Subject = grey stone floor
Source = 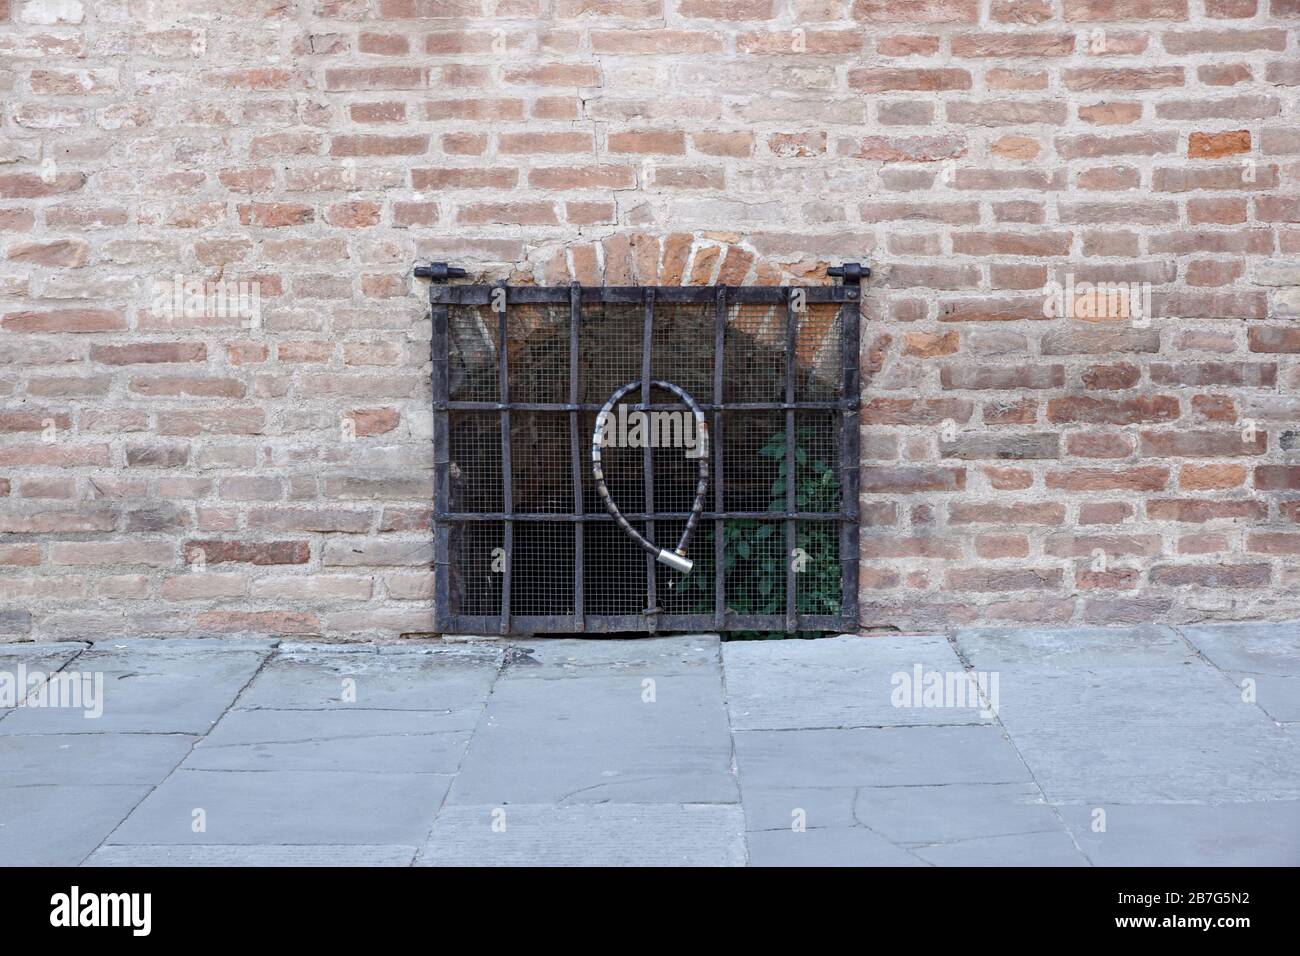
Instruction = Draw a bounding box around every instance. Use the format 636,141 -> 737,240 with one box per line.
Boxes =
1,623 -> 1297,867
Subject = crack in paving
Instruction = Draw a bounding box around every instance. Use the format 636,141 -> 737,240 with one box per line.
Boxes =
79,641 -> 281,865
943,629 -> 1096,866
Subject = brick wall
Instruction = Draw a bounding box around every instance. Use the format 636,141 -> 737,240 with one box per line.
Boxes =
1,0 -> 1297,641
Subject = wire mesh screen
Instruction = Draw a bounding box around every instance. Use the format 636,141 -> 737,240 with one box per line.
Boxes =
431,281 -> 860,636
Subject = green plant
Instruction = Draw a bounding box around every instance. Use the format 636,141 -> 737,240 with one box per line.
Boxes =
681,426 -> 840,639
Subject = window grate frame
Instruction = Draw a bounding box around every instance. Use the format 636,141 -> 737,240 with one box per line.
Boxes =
426,269 -> 863,636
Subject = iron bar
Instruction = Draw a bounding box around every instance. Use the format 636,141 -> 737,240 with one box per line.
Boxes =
433,510 -> 850,522
784,289 -> 798,633
568,282 -> 584,629
441,286 -> 853,306
713,285 -> 726,631
839,272 -> 863,628
496,280 -> 512,636
436,400 -> 853,412
430,282 -> 452,631
641,288 -> 656,625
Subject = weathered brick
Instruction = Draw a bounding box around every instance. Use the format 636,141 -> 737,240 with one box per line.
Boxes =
1047,396 -> 1180,425
1255,466 -> 1300,490
1045,466 -> 1170,491
946,567 -> 1063,591
1139,430 -> 1266,457
183,540 -> 310,566
1149,564 -> 1270,587
1146,498 -> 1266,522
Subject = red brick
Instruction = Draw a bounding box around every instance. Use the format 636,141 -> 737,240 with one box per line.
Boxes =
1080,501 -> 1133,524
1163,29 -> 1286,54
1066,432 -> 1134,458
949,501 -> 1065,525
1047,395 -> 1180,425
1064,0 -> 1188,20
412,168 -> 518,189
1045,466 -> 1170,491
975,534 -> 1030,558
1146,498 -> 1266,522
497,131 -> 592,154
196,611 -> 320,635
947,567 -> 1063,591
852,0 -> 976,20
1180,463 -> 1247,490
1081,362 -> 1140,390
1149,564 -> 1270,587
330,134 -> 427,157
983,466 -> 1034,490
1255,466 -> 1300,490
1140,430 -> 1265,457
1247,533 -> 1300,555
184,540 -> 310,566
847,69 -> 972,93
1188,130 -> 1250,159
2,309 -> 126,333
942,365 -> 1064,389
1077,569 -> 1140,590
1248,327 -> 1300,353
860,467 -> 966,493
238,203 -> 314,227
861,398 -> 974,425
92,343 -> 200,366
607,130 -> 686,155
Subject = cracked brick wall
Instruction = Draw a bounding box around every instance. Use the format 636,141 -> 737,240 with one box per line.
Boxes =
1,0 -> 1298,641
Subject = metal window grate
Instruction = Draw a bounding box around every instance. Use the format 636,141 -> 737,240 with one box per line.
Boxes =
421,264 -> 864,636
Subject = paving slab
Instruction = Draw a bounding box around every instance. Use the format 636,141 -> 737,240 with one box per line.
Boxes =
448,670 -> 737,805
747,826 -> 926,866
0,639 -> 271,736
0,785 -> 150,866
955,624 -> 1189,670
909,830 -> 1090,867
733,725 -> 1032,790
741,786 -> 859,832
0,642 -> 89,675
234,645 -> 499,727
417,804 -> 745,866
1178,622 -> 1300,676
503,635 -> 720,677
85,844 -> 416,867
853,783 -> 1063,845
1179,622 -> 1300,723
723,634 -> 989,731
106,769 -> 452,846
0,733 -> 196,786
0,642 -> 90,722
1058,801 -> 1300,867
185,709 -> 469,774
953,626 -> 1300,803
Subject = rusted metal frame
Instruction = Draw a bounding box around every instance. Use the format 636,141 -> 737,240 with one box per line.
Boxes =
420,264 -> 868,636
441,286 -> 853,306
713,285 -> 727,631
784,289 -> 798,633
641,288 -> 657,626
568,283 -> 584,629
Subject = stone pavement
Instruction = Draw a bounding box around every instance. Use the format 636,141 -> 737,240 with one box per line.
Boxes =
1,624 -> 1297,867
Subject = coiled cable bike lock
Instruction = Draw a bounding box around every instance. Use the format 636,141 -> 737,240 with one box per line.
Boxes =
591,380 -> 709,574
